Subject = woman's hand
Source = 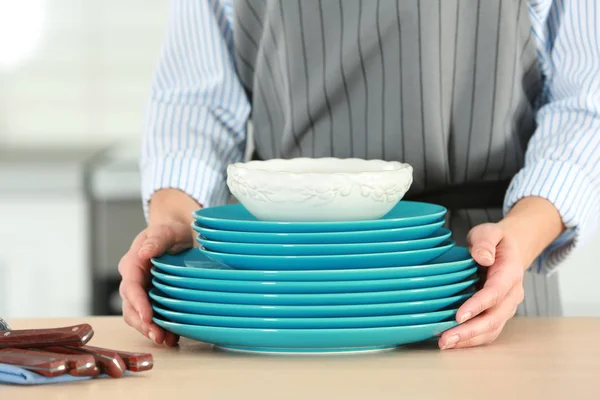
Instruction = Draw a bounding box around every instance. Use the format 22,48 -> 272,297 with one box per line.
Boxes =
118,189 -> 200,346
437,222 -> 525,349
438,196 -> 565,350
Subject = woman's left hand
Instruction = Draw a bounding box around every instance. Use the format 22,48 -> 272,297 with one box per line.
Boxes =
437,222 -> 526,350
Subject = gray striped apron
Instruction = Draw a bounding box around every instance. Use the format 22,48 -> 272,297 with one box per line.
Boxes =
232,0 -> 561,316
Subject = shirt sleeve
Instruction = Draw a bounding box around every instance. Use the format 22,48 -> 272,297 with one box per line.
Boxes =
140,0 -> 249,218
503,0 -> 600,274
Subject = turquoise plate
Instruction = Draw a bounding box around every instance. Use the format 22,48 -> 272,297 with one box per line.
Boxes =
151,277 -> 478,305
149,288 -> 474,317
193,201 -> 447,233
192,220 -> 446,244
151,246 -> 476,281
152,304 -> 458,329
153,317 -> 458,354
150,266 -> 478,294
199,240 -> 454,270
195,228 -> 451,256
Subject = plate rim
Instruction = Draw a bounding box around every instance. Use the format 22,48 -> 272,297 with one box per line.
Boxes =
195,228 -> 452,250
193,201 -> 447,229
199,239 -> 455,261
153,315 -> 458,333
150,276 -> 479,302
149,265 -> 479,286
150,246 -> 476,280
152,303 -> 459,323
148,287 -> 476,313
191,219 -> 447,237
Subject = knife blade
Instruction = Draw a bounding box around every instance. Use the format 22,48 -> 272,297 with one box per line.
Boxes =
49,345 -> 127,378
0,348 -> 69,377
0,324 -> 94,349
38,347 -> 100,377
82,345 -> 154,372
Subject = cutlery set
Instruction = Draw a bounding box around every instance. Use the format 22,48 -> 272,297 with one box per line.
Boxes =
0,321 -> 153,378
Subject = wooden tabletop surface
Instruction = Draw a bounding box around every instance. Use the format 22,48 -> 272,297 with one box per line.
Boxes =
1,317 -> 599,399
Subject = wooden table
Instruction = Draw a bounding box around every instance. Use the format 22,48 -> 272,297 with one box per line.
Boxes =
1,317 -> 599,399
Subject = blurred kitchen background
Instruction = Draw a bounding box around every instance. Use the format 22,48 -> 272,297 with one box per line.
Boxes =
0,0 -> 598,320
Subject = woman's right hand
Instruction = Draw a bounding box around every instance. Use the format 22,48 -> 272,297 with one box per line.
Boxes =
118,189 -> 200,346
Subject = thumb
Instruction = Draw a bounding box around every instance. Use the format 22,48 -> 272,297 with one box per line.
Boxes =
467,223 -> 504,266
138,224 -> 190,259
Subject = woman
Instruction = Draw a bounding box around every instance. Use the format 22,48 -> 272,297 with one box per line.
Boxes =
118,0 -> 600,350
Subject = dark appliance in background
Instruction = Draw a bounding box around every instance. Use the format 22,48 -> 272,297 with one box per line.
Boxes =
88,150 -> 146,315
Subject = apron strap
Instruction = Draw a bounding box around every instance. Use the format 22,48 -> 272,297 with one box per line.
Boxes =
404,180 -> 510,210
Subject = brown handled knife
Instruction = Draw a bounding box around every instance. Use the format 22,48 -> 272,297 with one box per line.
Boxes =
39,347 -> 100,377
0,348 -> 69,377
0,324 -> 94,349
50,345 -> 127,378
82,345 -> 154,372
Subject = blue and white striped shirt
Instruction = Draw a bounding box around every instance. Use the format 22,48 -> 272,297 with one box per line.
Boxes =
140,0 -> 600,274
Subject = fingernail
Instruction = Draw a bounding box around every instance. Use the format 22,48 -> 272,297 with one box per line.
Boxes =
476,249 -> 494,264
442,335 -> 459,350
148,331 -> 157,343
459,312 -> 473,323
139,312 -> 145,324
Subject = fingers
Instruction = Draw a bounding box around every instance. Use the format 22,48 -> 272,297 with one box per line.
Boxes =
118,223 -> 192,344
440,312 -> 507,350
456,256 -> 522,323
122,299 -> 146,335
119,279 -> 154,326
118,235 -> 154,324
123,298 -> 180,346
138,224 -> 192,259
439,285 -> 522,350
467,223 -> 504,266
119,224 -> 193,321
451,330 -> 503,349
441,222 -> 525,350
122,299 -> 162,343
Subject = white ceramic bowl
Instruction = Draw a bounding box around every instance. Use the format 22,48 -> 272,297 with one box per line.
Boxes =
226,158 -> 413,222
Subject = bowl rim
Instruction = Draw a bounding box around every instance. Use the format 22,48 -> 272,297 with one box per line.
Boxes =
227,157 -> 413,176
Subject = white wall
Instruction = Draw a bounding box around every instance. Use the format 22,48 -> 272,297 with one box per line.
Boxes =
0,0 -> 169,147
559,230 -> 600,316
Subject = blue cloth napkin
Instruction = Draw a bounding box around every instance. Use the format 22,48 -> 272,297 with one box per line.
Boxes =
0,363 -> 118,385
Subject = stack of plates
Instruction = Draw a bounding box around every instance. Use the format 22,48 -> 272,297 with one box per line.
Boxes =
150,201 -> 478,355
